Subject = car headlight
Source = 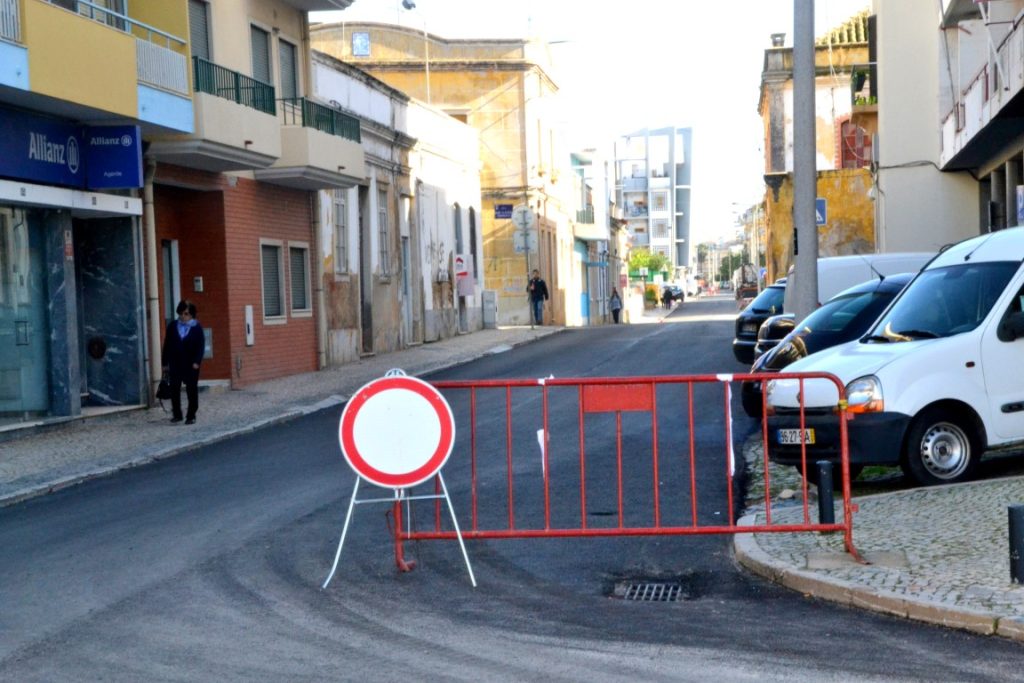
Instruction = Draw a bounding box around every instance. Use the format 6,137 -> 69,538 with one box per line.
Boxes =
845,375 -> 883,414
764,379 -> 778,415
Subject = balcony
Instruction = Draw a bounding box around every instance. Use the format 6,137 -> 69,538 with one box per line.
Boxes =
148,58 -> 281,172
1,0 -> 20,42
940,13 -> 1024,170
20,0 -> 192,132
253,98 -> 365,190
573,207 -> 606,241
850,63 -> 878,114
621,177 -> 648,192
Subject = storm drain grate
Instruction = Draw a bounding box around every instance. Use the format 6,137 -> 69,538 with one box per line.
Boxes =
614,581 -> 687,602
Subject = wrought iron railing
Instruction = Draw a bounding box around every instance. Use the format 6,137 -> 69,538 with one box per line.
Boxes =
278,97 -> 361,143
0,0 -> 20,43
193,57 -> 276,115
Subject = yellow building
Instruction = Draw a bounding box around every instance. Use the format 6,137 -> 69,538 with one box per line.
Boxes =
758,11 -> 876,282
310,21 -> 578,325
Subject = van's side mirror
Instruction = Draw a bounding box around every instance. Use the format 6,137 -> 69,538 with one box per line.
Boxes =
998,312 -> 1024,342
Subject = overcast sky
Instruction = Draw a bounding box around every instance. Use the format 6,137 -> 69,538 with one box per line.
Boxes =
312,0 -> 872,246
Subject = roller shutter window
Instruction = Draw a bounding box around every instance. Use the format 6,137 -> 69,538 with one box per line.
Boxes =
261,244 -> 283,318
290,246 -> 310,312
280,39 -> 298,100
189,0 -> 210,61
251,25 -> 271,84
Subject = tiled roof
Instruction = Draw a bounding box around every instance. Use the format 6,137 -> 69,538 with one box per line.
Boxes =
816,8 -> 870,46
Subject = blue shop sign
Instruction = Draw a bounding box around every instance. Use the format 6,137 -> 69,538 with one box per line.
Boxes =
86,126 -> 143,189
0,109 -> 142,190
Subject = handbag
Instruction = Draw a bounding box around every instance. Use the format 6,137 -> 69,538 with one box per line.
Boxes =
156,377 -> 174,401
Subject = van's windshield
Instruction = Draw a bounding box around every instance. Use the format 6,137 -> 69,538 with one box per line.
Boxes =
864,261 -> 1019,343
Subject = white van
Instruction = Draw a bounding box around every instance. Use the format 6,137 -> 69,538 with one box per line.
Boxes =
766,228 -> 1024,486
783,252 -> 935,311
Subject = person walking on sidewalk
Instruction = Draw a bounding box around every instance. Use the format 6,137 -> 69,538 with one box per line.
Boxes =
609,288 -> 622,323
527,269 -> 549,325
162,299 -> 205,425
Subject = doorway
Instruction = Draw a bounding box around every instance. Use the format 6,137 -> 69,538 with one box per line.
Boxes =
359,186 -> 373,354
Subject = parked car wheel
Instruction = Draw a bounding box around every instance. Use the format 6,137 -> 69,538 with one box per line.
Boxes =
900,408 -> 981,486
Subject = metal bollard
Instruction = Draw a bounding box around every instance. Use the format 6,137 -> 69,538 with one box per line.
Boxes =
1010,505 -> 1024,584
816,460 -> 835,526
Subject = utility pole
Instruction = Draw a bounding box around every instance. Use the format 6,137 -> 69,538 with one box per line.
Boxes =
792,0 -> 819,321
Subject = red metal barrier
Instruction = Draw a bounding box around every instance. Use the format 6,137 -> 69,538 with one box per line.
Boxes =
389,372 -> 860,568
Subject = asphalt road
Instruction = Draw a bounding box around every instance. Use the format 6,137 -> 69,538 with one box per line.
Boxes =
1,296 -> 1022,681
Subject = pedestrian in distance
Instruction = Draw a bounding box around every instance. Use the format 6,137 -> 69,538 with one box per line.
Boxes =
162,299 -> 205,425
662,285 -> 673,309
527,269 -> 549,325
609,288 -> 622,324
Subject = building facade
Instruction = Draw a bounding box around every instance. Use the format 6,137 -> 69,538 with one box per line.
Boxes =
0,0 -> 193,427
147,0 -> 363,389
310,21 -> 579,326
613,127 -> 693,279
758,13 -> 876,283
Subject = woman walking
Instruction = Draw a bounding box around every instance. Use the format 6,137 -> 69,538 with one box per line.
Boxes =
162,300 -> 205,425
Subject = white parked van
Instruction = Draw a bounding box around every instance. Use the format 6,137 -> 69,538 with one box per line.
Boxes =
766,228 -> 1024,486
783,252 -> 935,311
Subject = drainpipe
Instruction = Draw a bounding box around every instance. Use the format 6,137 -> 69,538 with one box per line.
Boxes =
313,191 -> 328,370
143,157 -> 162,402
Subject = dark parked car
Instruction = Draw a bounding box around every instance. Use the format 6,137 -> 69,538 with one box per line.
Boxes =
732,284 -> 785,364
740,272 -> 915,418
753,313 -> 796,358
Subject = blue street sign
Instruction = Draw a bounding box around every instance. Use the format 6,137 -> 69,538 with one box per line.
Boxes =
495,204 -> 513,219
816,197 -> 827,225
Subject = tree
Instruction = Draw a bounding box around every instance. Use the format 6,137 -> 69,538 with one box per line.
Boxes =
628,248 -> 669,274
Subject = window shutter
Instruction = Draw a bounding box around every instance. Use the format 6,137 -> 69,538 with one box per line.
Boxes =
189,0 -> 209,61
279,40 -> 297,100
261,245 -> 281,316
251,26 -> 271,84
290,248 -> 308,310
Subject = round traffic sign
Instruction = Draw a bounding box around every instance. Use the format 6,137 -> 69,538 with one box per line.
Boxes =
511,204 -> 535,230
338,375 -> 455,489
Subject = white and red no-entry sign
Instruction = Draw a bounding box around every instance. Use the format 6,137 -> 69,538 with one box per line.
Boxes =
338,374 -> 455,489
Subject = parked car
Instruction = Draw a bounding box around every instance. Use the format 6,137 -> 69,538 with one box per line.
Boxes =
753,313 -> 796,358
732,284 -> 786,364
662,284 -> 684,307
765,228 -> 1024,486
741,272 -> 915,418
782,252 -> 933,311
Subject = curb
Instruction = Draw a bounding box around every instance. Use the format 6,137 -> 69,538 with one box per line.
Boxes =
733,514 -> 1023,641
0,329 -> 563,509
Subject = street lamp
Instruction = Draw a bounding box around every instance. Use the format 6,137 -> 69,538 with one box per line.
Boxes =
401,0 -> 430,104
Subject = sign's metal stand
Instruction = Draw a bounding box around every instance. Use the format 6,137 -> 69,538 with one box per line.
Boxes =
322,473 -> 476,589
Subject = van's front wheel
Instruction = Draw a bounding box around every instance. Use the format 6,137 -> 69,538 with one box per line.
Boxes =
901,408 -> 980,486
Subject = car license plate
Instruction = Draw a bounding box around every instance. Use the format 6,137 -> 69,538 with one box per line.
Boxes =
778,428 -> 815,445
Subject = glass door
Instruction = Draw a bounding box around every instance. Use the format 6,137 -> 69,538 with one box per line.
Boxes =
0,208 -> 50,418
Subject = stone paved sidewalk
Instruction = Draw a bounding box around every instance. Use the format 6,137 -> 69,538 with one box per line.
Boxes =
735,434 -> 1024,641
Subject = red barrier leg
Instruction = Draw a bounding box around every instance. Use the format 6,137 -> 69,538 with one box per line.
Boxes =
392,498 -> 417,572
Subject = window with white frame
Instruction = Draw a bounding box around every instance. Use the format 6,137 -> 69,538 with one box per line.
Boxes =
378,188 -> 391,277
260,240 -> 285,320
333,190 -> 347,274
289,244 -> 311,314
654,245 -> 670,259
652,191 -> 669,213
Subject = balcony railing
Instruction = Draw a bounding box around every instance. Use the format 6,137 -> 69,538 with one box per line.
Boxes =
851,63 -> 877,106
278,98 -> 361,143
576,207 -> 594,224
47,1 -> 189,95
1,0 -> 20,43
193,57 -> 276,115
